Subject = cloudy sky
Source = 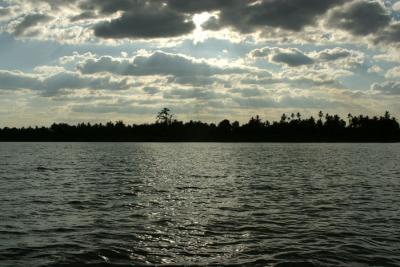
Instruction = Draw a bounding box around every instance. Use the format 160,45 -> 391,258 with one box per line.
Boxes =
1,0 -> 400,126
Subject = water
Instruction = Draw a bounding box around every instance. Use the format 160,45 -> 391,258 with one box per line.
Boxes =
0,143 -> 399,267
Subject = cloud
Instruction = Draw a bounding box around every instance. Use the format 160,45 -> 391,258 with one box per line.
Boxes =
78,0 -> 140,15
250,46 -> 364,71
385,66 -> 400,79
203,0 -> 345,32
0,7 -> 12,18
316,48 -> 353,61
78,51 -> 244,82
163,88 -> 225,100
39,71 -> 131,96
71,102 -> 158,115
0,69 -> 132,96
368,65 -> 384,73
93,4 -> 195,39
326,0 -> 391,36
143,86 -> 160,95
168,76 -> 222,86
231,88 -> 263,97
393,1 -> 400,12
0,70 -> 38,90
372,81 -> 400,94
374,22 -> 400,44
166,0 -> 245,13
13,13 -> 53,36
1,0 -> 399,46
314,48 -> 365,68
233,95 -> 348,109
251,47 -> 314,66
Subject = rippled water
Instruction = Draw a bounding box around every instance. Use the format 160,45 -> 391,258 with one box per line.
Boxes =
0,143 -> 400,267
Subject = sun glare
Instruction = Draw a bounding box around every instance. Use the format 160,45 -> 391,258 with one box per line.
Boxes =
193,12 -> 212,43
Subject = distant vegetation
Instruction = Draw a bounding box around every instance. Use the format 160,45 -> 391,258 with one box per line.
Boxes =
0,109 -> 399,142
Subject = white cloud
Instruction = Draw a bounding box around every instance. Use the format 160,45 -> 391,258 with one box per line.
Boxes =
385,66 -> 400,79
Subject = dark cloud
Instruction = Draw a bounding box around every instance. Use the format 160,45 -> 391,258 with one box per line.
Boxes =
80,0 -> 247,15
13,13 -> 52,36
272,52 -> 314,67
326,0 -> 391,36
39,72 -> 130,96
70,11 -> 97,22
0,7 -> 11,17
93,3 -> 195,39
81,0 -> 347,39
0,70 -> 131,96
205,0 -> 345,32
166,0 -> 247,13
251,47 -> 314,67
79,0 -> 141,14
317,48 -> 352,61
372,81 -> 400,95
143,86 -> 160,95
32,0 -> 79,10
0,70 -> 37,90
315,48 -> 364,68
374,22 -> 400,43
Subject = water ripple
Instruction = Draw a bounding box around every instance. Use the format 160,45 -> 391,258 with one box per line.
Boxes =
0,143 -> 399,266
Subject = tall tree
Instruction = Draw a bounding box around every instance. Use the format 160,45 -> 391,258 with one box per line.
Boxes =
156,108 -> 174,125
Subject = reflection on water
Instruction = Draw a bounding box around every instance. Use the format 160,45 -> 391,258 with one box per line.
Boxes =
0,143 -> 399,266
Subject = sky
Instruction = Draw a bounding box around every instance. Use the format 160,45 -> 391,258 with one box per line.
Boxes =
0,0 -> 400,127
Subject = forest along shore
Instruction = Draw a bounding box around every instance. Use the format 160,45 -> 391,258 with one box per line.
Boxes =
0,110 -> 399,142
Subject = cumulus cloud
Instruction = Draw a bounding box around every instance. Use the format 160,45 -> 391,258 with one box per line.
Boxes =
0,0 -> 399,123
250,46 -> 364,70
78,51 -> 244,83
142,86 -> 160,95
0,7 -> 13,19
204,0 -> 345,32
0,70 -> 38,90
372,81 -> 400,94
1,0 -> 399,45
251,47 -> 314,67
13,13 -> 53,36
166,0 -> 245,13
385,66 -> 400,79
163,88 -> 225,100
314,48 -> 365,68
326,0 -> 391,36
374,22 -> 400,44
0,69 -> 132,96
393,1 -> 400,12
316,48 -> 353,61
93,3 -> 195,39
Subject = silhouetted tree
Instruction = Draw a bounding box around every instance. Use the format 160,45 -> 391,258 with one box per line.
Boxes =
280,113 -> 288,123
0,110 -> 398,142
156,108 -> 174,125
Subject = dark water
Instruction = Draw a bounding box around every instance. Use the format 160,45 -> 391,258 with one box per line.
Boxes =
0,143 -> 400,267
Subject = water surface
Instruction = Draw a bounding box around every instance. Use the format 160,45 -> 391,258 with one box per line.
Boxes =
0,143 -> 399,266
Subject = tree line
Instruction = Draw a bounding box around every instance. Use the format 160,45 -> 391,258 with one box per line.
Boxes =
0,108 -> 399,142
